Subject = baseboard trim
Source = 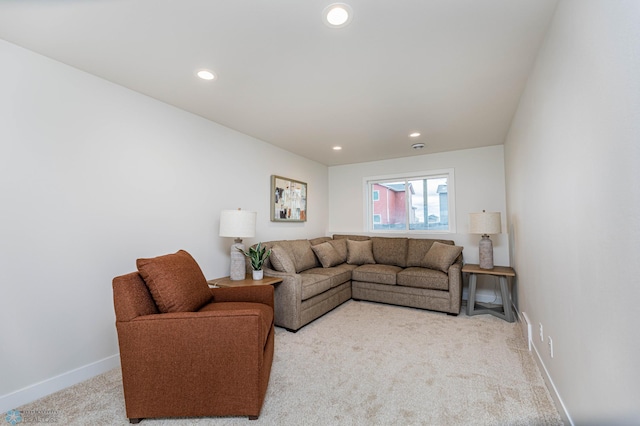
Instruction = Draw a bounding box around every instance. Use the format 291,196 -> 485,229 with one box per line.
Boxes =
530,336 -> 573,425
520,311 -> 532,351
0,354 -> 120,414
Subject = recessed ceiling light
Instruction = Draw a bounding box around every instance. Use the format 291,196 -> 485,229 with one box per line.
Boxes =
333,146 -> 342,151
196,69 -> 216,81
323,3 -> 353,28
409,132 -> 421,138
412,143 -> 425,150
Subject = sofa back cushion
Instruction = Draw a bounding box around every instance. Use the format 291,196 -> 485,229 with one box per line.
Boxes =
371,237 -> 407,267
136,250 -> 212,313
333,234 -> 371,241
310,236 -> 332,246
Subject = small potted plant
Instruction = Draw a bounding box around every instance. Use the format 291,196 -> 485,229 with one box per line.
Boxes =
237,242 -> 272,280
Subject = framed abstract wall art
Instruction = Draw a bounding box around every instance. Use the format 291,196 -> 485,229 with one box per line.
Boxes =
271,175 -> 307,222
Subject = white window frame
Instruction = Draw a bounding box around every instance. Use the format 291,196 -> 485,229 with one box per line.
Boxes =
363,169 -> 456,234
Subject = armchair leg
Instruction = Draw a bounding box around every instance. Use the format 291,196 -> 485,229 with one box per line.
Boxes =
249,415 -> 259,420
129,418 -> 142,424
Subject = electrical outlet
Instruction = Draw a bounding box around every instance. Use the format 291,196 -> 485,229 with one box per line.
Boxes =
539,323 -> 544,342
548,336 -> 554,358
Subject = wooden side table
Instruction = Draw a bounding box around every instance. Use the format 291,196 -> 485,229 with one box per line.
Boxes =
207,275 -> 283,288
463,263 -> 516,322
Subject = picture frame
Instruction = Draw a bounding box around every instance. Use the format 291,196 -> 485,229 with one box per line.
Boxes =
271,175 -> 307,222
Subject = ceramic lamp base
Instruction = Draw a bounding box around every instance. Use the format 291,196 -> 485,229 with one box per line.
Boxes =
229,240 -> 246,280
478,234 -> 494,269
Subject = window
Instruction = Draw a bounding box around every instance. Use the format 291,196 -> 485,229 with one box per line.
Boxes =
365,169 -> 455,233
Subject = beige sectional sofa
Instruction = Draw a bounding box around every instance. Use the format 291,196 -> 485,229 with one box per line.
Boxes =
252,235 -> 463,332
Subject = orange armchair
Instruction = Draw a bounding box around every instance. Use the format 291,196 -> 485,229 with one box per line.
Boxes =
112,250 -> 274,423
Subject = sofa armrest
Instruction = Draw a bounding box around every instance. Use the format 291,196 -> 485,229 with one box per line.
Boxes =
263,268 -> 302,330
210,285 -> 274,308
263,267 -> 296,279
447,261 -> 463,313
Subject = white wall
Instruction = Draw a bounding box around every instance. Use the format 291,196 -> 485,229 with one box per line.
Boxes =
328,145 -> 509,300
0,39 -> 329,411
504,0 -> 640,423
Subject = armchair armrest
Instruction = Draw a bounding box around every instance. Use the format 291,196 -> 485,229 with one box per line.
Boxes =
209,284 -> 274,308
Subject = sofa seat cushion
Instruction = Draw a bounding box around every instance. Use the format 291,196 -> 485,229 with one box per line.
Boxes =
302,263 -> 354,288
397,267 -> 449,291
298,273 -> 333,301
198,301 -> 273,347
352,264 -> 402,285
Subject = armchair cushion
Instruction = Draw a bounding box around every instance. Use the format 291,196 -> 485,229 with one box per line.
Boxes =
136,250 -> 211,313
423,242 -> 464,273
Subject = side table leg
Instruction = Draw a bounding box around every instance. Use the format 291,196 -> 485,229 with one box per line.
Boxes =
467,273 -> 477,316
499,276 -> 514,322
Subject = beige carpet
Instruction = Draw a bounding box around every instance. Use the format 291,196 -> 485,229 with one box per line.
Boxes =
15,301 -> 563,425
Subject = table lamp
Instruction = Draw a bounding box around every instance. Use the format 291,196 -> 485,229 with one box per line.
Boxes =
469,210 -> 501,269
219,208 -> 256,280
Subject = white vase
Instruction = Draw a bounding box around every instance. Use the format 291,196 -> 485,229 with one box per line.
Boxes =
252,269 -> 264,280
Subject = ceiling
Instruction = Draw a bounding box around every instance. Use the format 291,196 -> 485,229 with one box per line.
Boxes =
0,0 -> 558,166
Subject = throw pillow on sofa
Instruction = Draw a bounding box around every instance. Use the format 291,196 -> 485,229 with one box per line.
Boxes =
311,241 -> 343,268
423,242 -> 463,273
346,239 -> 376,265
287,239 -> 320,272
136,250 -> 212,313
328,238 -> 348,263
269,245 -> 296,273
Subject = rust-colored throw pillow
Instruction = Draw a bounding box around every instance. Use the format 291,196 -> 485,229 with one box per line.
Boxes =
136,250 -> 212,313
269,245 -> 296,273
346,239 -> 376,265
422,242 -> 463,273
311,241 -> 343,268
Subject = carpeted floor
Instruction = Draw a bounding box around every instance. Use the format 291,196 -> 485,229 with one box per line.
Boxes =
15,301 -> 563,425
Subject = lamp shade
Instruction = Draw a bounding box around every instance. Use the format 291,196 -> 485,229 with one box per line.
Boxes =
469,211 -> 501,235
219,209 -> 256,238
